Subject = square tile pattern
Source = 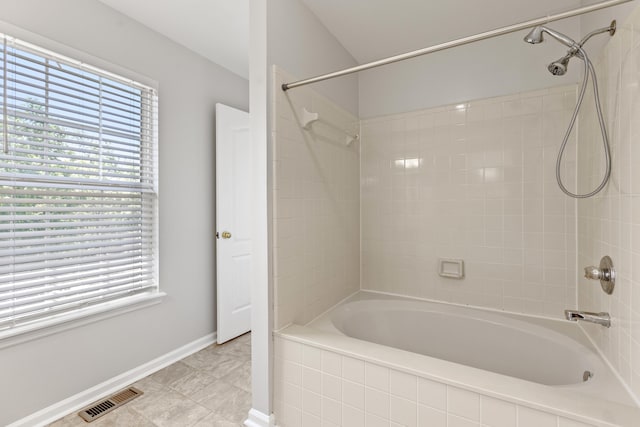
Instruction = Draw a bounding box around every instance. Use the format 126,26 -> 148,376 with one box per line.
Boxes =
272,67 -> 360,329
360,84 -> 578,319
271,7 -> 640,421
576,6 -> 640,401
272,8 -> 640,418
274,336 -> 600,427
48,333 -> 251,427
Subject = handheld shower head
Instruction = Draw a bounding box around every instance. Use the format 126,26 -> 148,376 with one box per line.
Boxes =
524,22 -> 614,198
548,54 -> 571,76
524,25 -> 583,77
526,22 -> 617,78
523,26 -> 579,49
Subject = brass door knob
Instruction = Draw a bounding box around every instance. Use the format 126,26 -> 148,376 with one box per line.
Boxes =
221,231 -> 232,239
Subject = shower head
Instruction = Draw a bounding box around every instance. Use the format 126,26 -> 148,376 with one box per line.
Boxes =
548,54 -> 572,76
524,25 -> 583,77
526,21 -> 616,78
523,26 -> 545,44
523,26 -> 579,49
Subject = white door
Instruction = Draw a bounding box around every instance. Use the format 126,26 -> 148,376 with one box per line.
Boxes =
216,103 -> 251,344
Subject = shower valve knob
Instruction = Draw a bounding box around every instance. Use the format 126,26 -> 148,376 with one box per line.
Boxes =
584,266 -> 606,281
583,256 -> 615,295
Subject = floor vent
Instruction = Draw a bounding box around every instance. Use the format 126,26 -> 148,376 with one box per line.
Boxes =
78,387 -> 143,423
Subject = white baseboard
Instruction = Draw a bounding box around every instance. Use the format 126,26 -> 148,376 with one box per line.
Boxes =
244,408 -> 273,427
8,332 -> 217,427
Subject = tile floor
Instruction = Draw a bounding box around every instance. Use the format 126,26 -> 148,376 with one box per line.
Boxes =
49,333 -> 251,427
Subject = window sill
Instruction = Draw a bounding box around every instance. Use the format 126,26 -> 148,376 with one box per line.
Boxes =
0,292 -> 166,350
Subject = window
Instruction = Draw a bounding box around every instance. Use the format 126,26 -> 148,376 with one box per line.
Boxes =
0,34 -> 159,335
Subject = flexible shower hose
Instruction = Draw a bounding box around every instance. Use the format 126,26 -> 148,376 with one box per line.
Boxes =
556,46 -> 611,198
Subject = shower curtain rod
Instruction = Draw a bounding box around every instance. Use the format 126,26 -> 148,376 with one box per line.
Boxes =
281,0 -> 634,91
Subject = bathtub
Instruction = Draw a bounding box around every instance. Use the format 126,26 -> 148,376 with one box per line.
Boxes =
276,291 -> 640,426
316,295 -> 613,389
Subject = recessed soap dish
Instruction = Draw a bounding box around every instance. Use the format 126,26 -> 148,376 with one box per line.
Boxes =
438,258 -> 465,279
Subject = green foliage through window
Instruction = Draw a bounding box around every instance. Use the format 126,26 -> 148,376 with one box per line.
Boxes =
0,34 -> 158,331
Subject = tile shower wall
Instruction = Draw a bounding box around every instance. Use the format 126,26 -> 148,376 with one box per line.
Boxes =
361,85 -> 579,318
577,5 -> 640,401
273,335 -> 601,427
272,68 -> 360,329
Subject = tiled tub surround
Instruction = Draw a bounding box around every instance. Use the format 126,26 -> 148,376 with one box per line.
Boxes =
576,6 -> 640,402
361,85 -> 579,318
274,319 -> 640,427
272,67 -> 360,329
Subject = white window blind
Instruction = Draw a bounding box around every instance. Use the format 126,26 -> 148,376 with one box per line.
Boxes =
0,34 -> 158,332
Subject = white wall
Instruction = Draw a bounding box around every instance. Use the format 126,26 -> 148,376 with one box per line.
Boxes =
267,0 -> 359,116
580,0 -> 638,55
357,1 -> 640,119
0,1 -> 248,425
248,0 -> 271,420
358,17 -> 583,118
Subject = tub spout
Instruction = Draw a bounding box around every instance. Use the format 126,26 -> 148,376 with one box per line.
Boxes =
564,309 -> 610,327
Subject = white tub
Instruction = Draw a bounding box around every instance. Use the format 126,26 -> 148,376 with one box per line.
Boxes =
324,296 -> 608,388
278,291 -> 640,426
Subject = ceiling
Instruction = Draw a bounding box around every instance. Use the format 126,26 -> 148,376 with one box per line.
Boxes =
97,0 -> 591,80
301,0 -> 583,63
98,0 -> 249,79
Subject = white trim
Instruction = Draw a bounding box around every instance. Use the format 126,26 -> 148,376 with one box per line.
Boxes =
0,20 -> 158,90
0,292 -> 166,350
248,1 -> 272,420
244,408 -> 273,427
7,331 -> 216,427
